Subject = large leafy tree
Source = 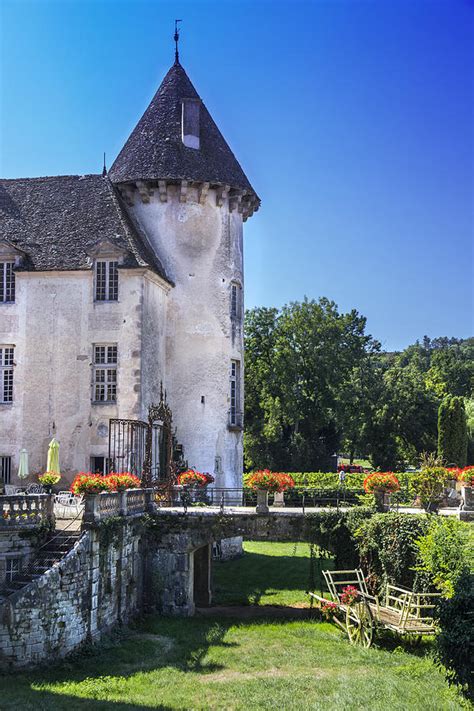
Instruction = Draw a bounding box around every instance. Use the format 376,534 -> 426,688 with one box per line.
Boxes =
244,298 -> 378,471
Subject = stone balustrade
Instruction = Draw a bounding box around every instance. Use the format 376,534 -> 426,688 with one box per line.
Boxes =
83,488 -> 155,525
0,494 -> 54,528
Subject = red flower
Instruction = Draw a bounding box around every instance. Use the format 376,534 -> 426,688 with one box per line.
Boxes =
340,585 -> 359,605
363,472 -> 400,494
106,472 -> 141,491
177,470 -> 210,487
70,472 -> 113,495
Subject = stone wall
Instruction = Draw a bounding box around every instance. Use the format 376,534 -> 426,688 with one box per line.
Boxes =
0,269 -> 167,487
131,186 -> 245,488
0,519 -> 144,670
0,528 -> 40,596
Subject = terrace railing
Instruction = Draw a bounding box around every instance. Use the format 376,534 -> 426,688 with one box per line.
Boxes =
82,488 -> 154,524
0,494 -> 54,527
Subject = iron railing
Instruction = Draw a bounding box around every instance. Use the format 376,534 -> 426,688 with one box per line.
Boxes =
162,487 -> 368,511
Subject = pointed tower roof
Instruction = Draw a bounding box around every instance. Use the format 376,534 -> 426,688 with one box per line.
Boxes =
109,63 -> 259,212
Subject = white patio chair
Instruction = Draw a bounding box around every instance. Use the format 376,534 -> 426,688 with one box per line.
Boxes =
26,483 -> 44,494
55,491 -> 83,518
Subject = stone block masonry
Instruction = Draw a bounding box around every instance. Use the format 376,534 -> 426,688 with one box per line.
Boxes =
0,520 -> 144,670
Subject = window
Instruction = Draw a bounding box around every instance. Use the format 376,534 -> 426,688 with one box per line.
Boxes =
90,456 -> 112,475
0,456 -> 11,484
181,98 -> 200,149
0,347 -> 14,403
5,558 -> 21,583
95,260 -> 118,301
229,360 -> 242,428
92,344 -> 117,403
0,263 -> 15,303
230,282 -> 242,322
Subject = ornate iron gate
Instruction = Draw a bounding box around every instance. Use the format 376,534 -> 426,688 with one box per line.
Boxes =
108,388 -> 175,486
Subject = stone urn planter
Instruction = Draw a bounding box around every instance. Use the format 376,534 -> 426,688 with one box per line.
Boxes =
373,489 -> 390,513
273,491 -> 285,508
459,486 -> 474,521
256,489 -> 270,514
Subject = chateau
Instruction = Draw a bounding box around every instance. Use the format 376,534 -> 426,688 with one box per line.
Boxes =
0,55 -> 259,488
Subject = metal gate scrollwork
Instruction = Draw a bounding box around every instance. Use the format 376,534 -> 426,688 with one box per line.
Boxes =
108,384 -> 184,489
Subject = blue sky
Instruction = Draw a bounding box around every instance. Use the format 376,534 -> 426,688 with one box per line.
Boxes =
1,0 -> 472,351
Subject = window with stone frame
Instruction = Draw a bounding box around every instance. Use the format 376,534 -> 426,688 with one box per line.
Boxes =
229,359 -> 242,428
230,281 -> 242,322
5,557 -> 21,583
0,346 -> 14,403
0,262 -> 15,303
92,344 -> 117,403
0,456 -> 12,484
94,260 -> 118,301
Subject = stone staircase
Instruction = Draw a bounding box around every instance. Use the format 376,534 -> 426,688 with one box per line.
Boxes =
4,530 -> 83,596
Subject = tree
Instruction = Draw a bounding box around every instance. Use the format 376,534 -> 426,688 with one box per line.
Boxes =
438,396 -> 468,467
244,298 -> 378,471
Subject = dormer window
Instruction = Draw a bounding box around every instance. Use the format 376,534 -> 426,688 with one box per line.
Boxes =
0,262 -> 15,303
182,98 -> 200,149
95,260 -> 118,301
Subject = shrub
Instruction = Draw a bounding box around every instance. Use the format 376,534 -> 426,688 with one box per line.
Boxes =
355,513 -> 430,592
415,517 -> 474,598
435,571 -> 474,696
412,467 -> 448,509
363,472 -> 400,494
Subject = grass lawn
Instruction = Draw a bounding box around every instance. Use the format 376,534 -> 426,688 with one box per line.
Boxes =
213,540 -> 334,606
0,541 -> 468,710
0,617 -> 466,710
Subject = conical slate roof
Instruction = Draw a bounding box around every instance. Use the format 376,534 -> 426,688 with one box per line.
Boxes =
109,63 -> 259,202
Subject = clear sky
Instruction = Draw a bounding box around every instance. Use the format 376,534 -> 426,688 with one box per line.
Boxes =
1,0 -> 472,351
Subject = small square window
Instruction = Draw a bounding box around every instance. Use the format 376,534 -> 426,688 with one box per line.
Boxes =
5,557 -> 21,582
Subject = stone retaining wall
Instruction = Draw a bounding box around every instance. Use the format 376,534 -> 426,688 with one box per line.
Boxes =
0,520 -> 144,670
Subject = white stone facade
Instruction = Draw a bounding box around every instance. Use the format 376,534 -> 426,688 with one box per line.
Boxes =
0,189 -> 244,487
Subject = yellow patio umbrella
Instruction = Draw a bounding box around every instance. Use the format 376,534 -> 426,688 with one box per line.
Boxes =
46,438 -> 60,474
17,449 -> 29,480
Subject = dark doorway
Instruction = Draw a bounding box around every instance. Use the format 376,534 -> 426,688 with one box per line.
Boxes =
193,544 -> 212,607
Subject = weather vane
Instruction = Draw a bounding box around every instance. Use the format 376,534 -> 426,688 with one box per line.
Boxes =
174,19 -> 182,64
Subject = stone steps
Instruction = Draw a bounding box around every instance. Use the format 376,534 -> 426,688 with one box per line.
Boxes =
4,530 -> 82,596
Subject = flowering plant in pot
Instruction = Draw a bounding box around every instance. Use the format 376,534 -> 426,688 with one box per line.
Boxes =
459,467 -> 474,487
38,471 -> 61,492
70,472 -> 113,496
363,472 -> 400,512
246,470 -> 283,513
412,466 -> 448,514
177,470 -> 214,487
106,472 -> 141,491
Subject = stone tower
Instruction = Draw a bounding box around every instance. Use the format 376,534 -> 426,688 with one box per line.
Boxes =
109,60 -> 260,487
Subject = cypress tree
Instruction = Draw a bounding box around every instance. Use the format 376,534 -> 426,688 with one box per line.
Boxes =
438,396 -> 468,467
